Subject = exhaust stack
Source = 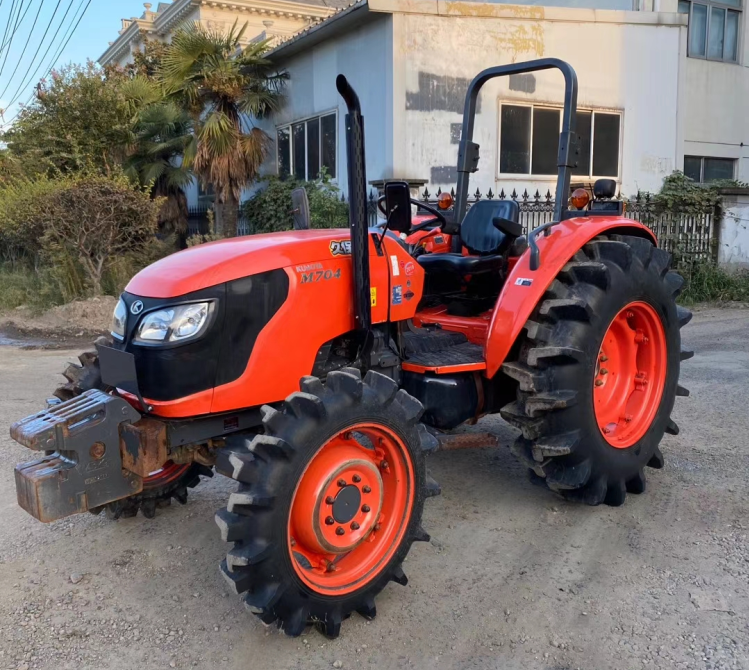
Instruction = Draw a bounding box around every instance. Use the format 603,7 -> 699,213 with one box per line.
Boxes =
336,74 -> 371,333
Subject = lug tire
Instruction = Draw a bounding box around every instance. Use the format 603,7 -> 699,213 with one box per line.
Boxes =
54,349 -> 213,518
214,368 -> 440,638
500,234 -> 692,506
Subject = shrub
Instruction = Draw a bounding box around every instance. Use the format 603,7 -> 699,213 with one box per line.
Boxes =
242,172 -> 349,234
679,262 -> 749,305
0,172 -> 163,301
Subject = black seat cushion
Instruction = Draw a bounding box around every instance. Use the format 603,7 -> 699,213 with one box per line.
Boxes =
417,253 -> 504,275
460,200 -> 520,255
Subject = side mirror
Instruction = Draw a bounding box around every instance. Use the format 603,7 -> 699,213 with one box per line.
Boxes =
384,181 -> 412,233
291,188 -> 310,230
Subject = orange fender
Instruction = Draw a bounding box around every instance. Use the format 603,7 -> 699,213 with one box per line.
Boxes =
484,217 -> 657,378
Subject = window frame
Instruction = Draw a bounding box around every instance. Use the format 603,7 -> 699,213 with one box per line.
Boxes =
681,0 -> 742,63
496,101 -> 623,181
684,154 -> 736,182
276,109 -> 338,182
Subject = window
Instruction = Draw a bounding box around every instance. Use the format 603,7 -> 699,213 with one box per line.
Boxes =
499,103 -> 621,178
679,0 -> 741,62
684,155 -> 735,182
277,112 -> 337,180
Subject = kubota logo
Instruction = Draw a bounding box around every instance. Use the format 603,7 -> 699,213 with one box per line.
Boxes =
130,300 -> 144,315
329,240 -> 351,256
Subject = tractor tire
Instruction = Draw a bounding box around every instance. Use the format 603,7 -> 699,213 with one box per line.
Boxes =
214,368 -> 440,638
500,234 -> 692,507
53,349 -> 213,518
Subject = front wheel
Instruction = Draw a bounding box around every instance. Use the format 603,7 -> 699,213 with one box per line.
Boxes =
501,234 -> 692,506
214,369 -> 440,638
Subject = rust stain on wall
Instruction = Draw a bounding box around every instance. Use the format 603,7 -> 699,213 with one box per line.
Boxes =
443,2 -> 545,20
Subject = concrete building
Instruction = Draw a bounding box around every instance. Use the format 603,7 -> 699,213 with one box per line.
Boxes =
257,0 -> 749,202
98,0 -> 350,69
99,0 -> 749,210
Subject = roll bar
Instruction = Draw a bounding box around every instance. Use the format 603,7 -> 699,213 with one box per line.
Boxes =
452,58 -> 579,264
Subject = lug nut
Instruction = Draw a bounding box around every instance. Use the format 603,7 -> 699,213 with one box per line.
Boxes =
380,460 -> 389,471
361,504 -> 371,513
595,379 -> 604,387
325,516 -> 335,525
600,368 -> 608,375
600,354 -> 609,362
337,479 -> 346,487
602,426 -> 611,434
362,485 -> 371,494
325,496 -> 334,504
350,522 -> 360,530
335,527 -> 345,536
352,474 -> 361,483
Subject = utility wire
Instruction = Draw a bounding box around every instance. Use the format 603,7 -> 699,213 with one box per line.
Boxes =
0,0 -> 29,81
0,0 -> 47,101
4,0 -> 77,109
2,0 -> 90,126
0,0 -> 36,56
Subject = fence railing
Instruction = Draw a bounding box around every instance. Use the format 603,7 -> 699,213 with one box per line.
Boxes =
191,187 -> 719,265
393,187 -> 718,265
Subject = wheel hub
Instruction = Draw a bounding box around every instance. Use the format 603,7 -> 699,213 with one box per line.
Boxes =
594,301 -> 667,448
332,485 -> 361,524
287,423 -> 414,595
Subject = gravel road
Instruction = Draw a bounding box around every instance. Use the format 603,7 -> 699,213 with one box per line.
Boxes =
0,307 -> 747,670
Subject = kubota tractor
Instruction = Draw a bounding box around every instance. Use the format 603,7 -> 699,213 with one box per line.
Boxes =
9,59 -> 691,638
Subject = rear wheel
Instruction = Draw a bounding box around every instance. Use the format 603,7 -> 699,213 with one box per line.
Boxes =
501,234 -> 692,506
214,369 -> 440,638
54,349 -> 213,518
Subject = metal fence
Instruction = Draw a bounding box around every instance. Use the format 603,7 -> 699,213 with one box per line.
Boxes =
187,204 -> 251,237
393,187 -> 719,265
191,187 -> 719,265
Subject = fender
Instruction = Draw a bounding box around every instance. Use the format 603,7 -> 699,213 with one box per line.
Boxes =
484,216 -> 657,378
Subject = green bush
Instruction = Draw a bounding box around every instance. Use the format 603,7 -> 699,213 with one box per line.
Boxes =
679,262 -> 749,305
0,172 -> 165,306
242,172 -> 349,233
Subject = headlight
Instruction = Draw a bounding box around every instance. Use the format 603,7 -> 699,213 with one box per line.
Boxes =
111,298 -> 127,340
136,302 -> 213,343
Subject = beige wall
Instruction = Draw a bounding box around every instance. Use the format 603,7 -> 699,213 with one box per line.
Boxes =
683,18 -> 749,182
389,5 -> 685,197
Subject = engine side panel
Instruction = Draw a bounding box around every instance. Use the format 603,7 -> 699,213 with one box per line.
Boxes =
484,217 -> 657,378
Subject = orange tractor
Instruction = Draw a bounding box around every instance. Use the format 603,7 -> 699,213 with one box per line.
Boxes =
10,59 -> 691,638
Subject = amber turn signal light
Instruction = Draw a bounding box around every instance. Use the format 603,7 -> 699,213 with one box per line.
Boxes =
570,188 -> 590,210
437,192 -> 453,210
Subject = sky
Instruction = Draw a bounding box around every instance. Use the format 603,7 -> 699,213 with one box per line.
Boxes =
0,0 -> 149,129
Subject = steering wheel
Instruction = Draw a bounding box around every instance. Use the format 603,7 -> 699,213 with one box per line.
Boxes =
376,196 -> 447,234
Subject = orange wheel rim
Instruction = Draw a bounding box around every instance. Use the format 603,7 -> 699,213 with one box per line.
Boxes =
143,461 -> 189,489
288,423 -> 415,595
594,301 -> 667,448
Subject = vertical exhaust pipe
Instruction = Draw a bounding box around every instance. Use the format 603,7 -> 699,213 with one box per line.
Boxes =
336,74 -> 371,334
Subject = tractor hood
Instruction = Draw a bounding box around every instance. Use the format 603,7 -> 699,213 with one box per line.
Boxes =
126,229 -> 351,298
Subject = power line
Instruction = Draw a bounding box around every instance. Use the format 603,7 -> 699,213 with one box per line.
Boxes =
0,0 -> 29,81
2,0 -> 90,127
4,0 -> 77,109
0,0 -> 34,55
0,0 -> 47,101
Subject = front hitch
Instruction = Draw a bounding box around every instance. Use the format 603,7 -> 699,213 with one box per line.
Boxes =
11,389 -> 143,522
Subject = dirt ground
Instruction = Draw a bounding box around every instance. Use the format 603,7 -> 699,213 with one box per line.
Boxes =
0,297 -> 115,347
0,307 -> 747,670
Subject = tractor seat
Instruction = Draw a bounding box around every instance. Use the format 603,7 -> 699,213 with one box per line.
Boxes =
417,253 -> 504,275
417,200 -> 521,276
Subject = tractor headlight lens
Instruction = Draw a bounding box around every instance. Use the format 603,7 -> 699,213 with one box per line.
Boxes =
136,302 -> 213,343
111,298 -> 127,340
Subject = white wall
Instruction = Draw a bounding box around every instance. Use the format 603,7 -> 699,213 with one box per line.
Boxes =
683,35 -> 749,182
718,193 -> 749,269
392,7 -> 685,199
256,13 -> 394,198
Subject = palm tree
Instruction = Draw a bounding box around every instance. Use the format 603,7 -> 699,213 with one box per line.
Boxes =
124,99 -> 195,248
160,21 -> 286,236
